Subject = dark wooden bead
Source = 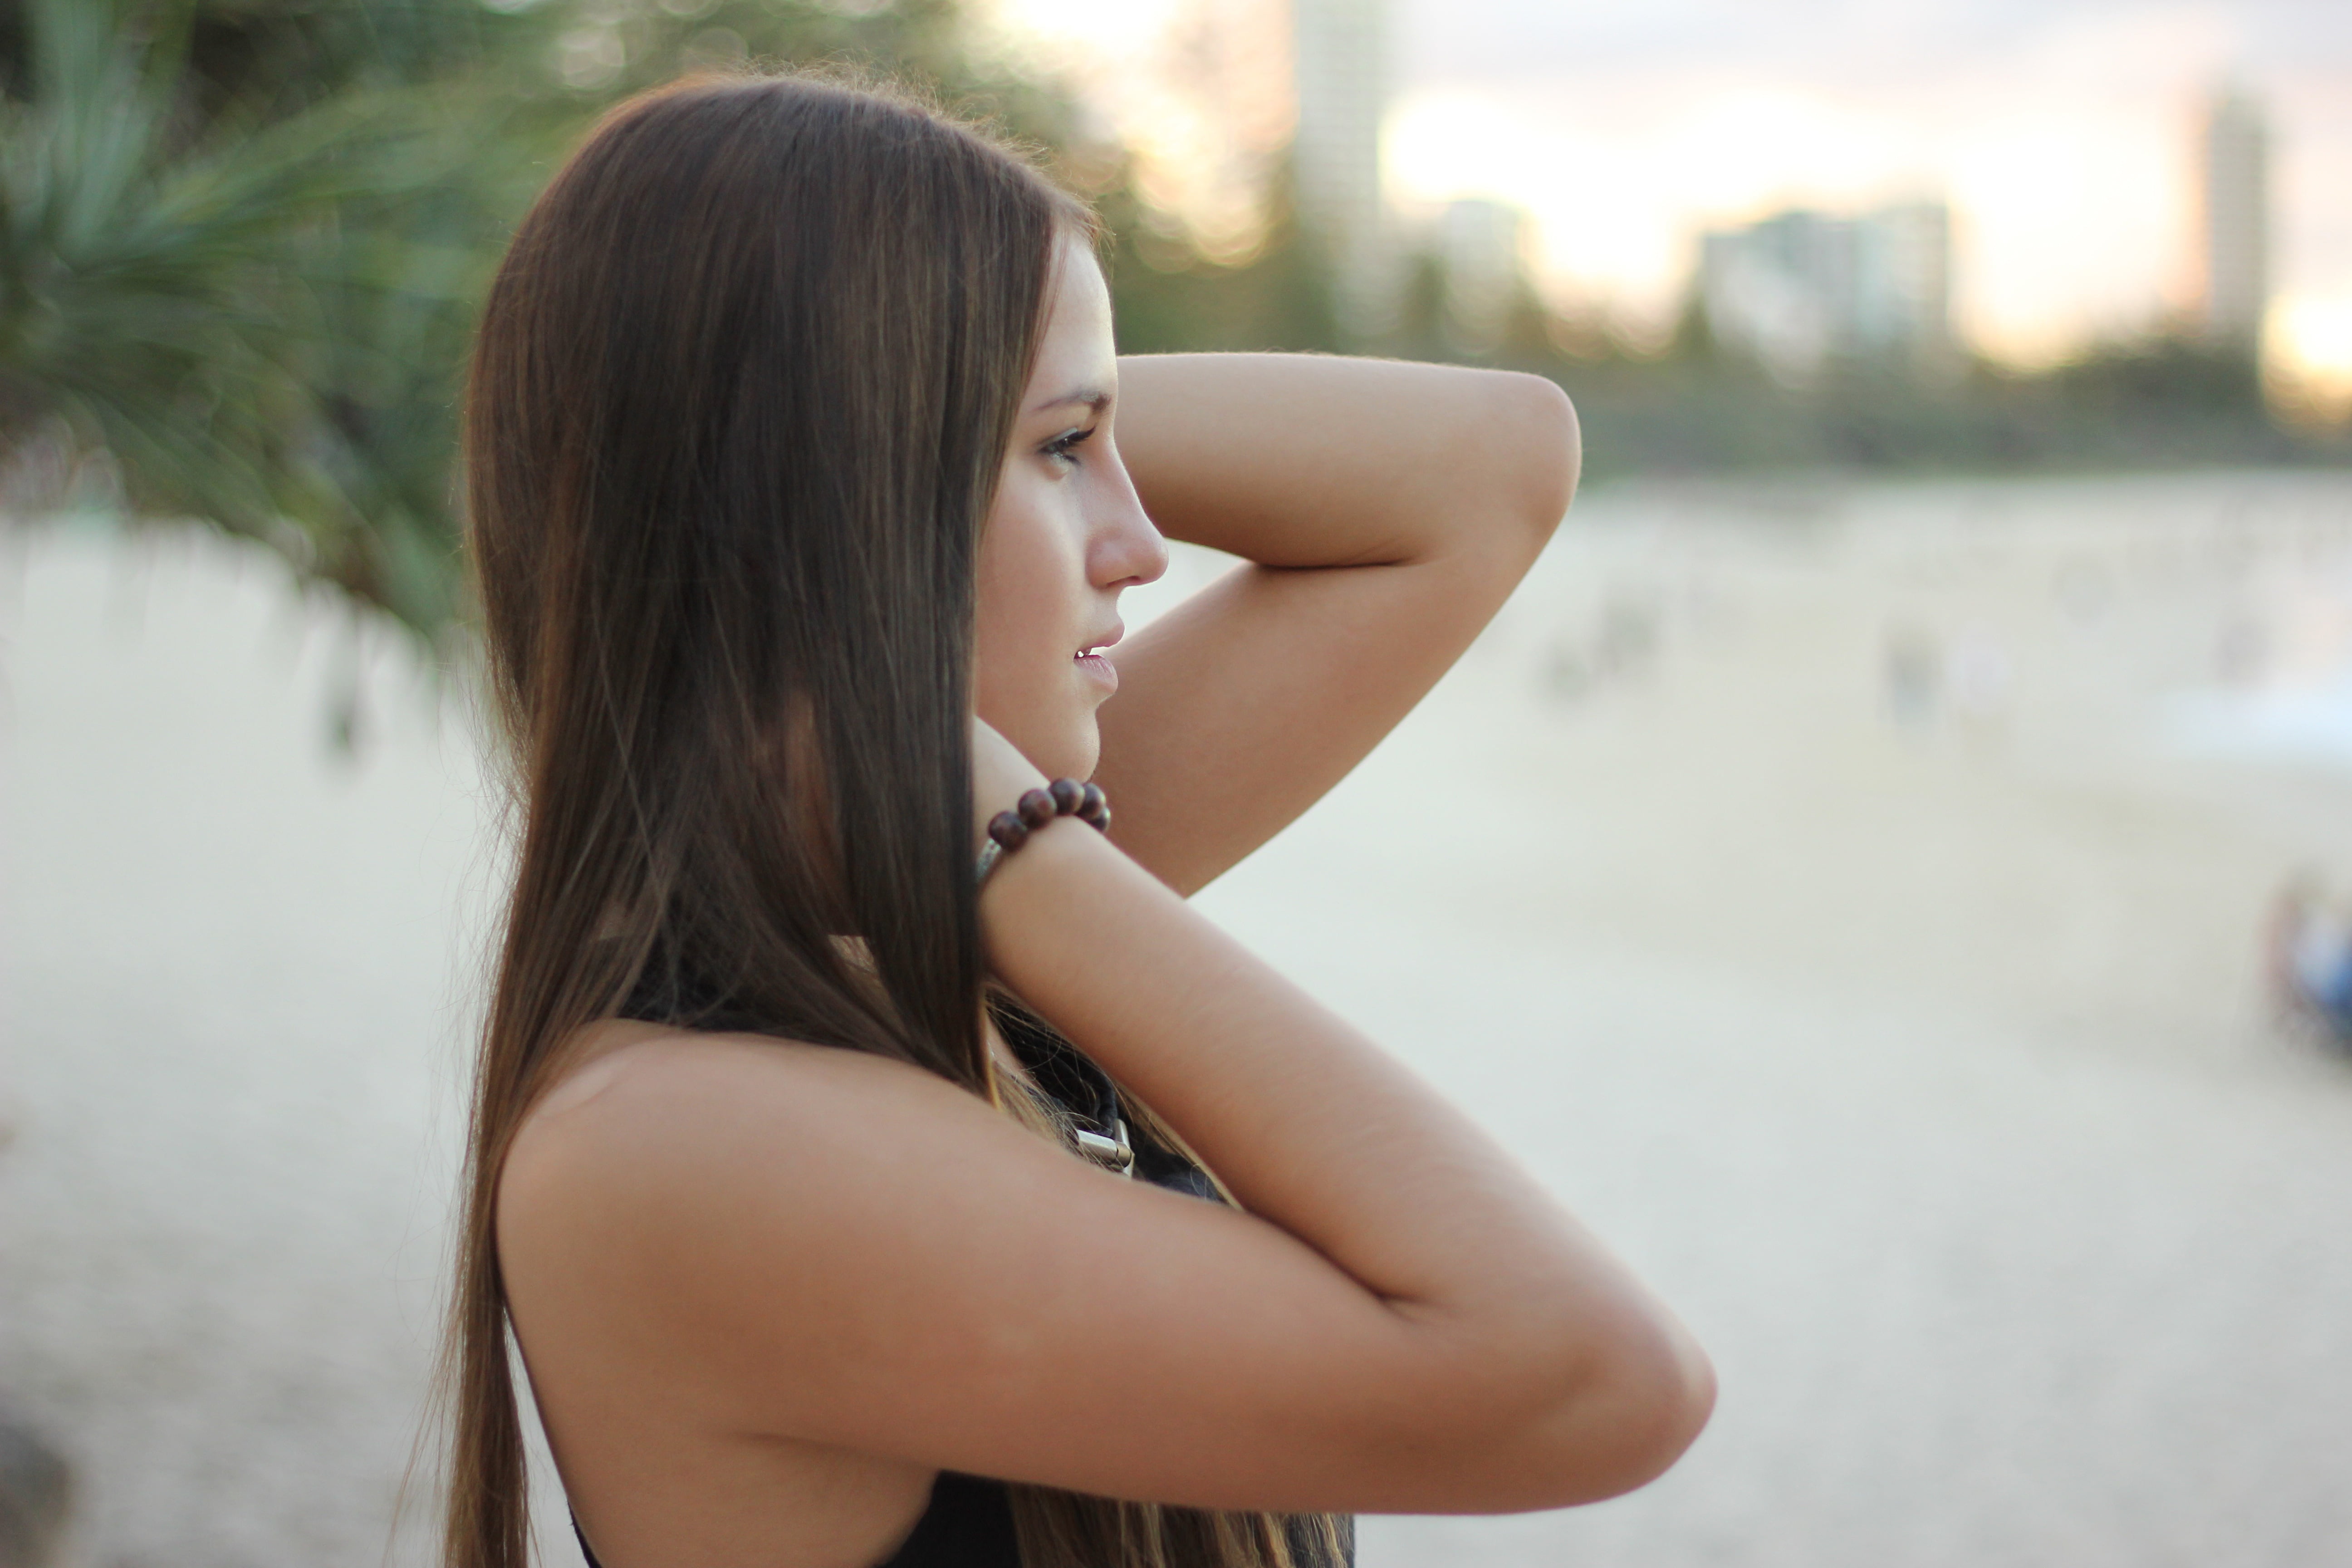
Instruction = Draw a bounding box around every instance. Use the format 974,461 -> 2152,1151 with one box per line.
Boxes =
1048,777 -> 1084,816
1016,789 -> 1057,828
1078,782 -> 1108,829
987,811 -> 1029,850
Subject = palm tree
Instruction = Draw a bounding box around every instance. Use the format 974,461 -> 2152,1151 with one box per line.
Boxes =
0,0 -> 527,635
0,0 -> 1086,643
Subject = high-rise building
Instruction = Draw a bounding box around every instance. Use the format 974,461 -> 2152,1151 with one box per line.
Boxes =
1698,201 -> 1954,383
1854,202 -> 1951,361
1290,0 -> 1392,341
2199,86 -> 2271,355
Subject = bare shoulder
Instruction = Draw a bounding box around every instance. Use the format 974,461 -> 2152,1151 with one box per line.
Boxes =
499,1022 -> 1004,1242
493,1018 -> 1294,1475
485,1013 -> 1695,1513
495,1019 -> 1104,1434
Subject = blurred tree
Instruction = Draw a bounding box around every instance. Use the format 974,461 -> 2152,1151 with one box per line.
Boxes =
2046,333 -> 2267,415
0,0 -> 1089,643
0,0 -> 494,632
1103,166 -> 1340,358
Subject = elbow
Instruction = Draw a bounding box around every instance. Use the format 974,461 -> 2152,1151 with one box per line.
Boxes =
1541,1311 -> 1715,1506
1446,1302 -> 1715,1512
1480,371 -> 1580,546
1563,1319 -> 1715,1504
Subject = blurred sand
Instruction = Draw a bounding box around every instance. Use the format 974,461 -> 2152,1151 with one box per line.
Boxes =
4,470 -> 2351,1568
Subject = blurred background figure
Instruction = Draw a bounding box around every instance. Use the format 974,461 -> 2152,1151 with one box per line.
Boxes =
0,1402 -> 71,1568
2269,876 -> 2352,1050
1944,623 -> 2013,728
1882,624 -> 1941,726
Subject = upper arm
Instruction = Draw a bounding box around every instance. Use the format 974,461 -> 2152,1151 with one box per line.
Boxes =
1094,357 -> 1578,895
498,1039 -> 1666,1517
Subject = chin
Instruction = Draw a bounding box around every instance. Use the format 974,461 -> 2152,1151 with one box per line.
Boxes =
1034,718 -> 1101,783
1052,731 -> 1102,783
985,691 -> 1101,783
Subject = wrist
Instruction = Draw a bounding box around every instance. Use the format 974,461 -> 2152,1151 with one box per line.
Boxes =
972,774 -> 1046,847
974,779 -> 1112,892
975,798 -> 1122,951
969,720 -> 1049,844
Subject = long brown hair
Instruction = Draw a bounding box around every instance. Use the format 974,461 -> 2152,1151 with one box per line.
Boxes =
449,71 -> 1341,1568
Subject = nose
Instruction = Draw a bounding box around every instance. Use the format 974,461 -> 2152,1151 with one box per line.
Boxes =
1088,445 -> 1168,591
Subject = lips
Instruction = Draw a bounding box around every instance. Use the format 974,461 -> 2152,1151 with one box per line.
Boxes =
1073,623 -> 1122,695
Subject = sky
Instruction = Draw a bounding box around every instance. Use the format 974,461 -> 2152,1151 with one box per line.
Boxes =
981,0 -> 2352,389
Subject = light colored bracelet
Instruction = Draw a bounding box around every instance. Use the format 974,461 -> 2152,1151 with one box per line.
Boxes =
975,778 -> 1110,887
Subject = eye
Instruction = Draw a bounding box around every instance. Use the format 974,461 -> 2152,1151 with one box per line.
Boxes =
1041,425 -> 1097,469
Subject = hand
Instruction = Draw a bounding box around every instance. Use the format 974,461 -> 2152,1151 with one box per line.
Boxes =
970,715 -> 1049,848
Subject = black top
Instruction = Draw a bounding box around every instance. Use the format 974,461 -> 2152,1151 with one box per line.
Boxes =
571,1004 -> 1352,1568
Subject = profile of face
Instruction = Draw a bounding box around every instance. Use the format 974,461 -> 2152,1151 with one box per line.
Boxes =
972,235 -> 1169,782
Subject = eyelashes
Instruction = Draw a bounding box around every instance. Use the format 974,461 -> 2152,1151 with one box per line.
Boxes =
1042,425 -> 1098,468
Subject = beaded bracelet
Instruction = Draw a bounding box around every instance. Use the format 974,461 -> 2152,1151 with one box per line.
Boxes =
975,778 -> 1110,887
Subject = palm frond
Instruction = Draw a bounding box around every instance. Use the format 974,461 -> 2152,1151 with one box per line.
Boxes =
0,0 -> 500,639
0,0 -> 1093,642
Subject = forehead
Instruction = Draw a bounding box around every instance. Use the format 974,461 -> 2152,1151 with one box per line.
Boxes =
1029,238 -> 1114,385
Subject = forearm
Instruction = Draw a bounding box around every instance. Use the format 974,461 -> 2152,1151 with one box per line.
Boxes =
980,816 -> 1692,1431
1113,353 -> 1580,567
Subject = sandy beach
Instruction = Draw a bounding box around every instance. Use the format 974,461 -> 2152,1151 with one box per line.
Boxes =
4,469 -> 2350,1567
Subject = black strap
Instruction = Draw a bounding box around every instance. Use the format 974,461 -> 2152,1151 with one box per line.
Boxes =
990,997 -> 1122,1139
572,1514 -> 603,1568
571,1471 -> 1020,1568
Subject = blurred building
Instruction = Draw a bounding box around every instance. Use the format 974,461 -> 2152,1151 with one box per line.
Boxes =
1290,0 -> 1393,341
1108,0 -> 1295,264
1437,198 -> 1531,355
1698,201 -> 1954,384
2198,86 -> 2271,358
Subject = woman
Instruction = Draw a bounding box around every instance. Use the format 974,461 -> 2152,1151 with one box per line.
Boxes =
451,71 -> 1712,1568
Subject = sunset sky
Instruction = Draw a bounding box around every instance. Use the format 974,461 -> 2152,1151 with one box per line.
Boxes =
983,0 -> 2352,389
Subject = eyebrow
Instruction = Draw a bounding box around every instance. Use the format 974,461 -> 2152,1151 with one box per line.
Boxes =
1027,385 -> 1112,416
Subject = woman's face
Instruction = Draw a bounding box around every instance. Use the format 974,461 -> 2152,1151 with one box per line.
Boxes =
973,235 -> 1167,780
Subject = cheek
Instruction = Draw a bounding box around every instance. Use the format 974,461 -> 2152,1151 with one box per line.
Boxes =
974,486 -> 1078,697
